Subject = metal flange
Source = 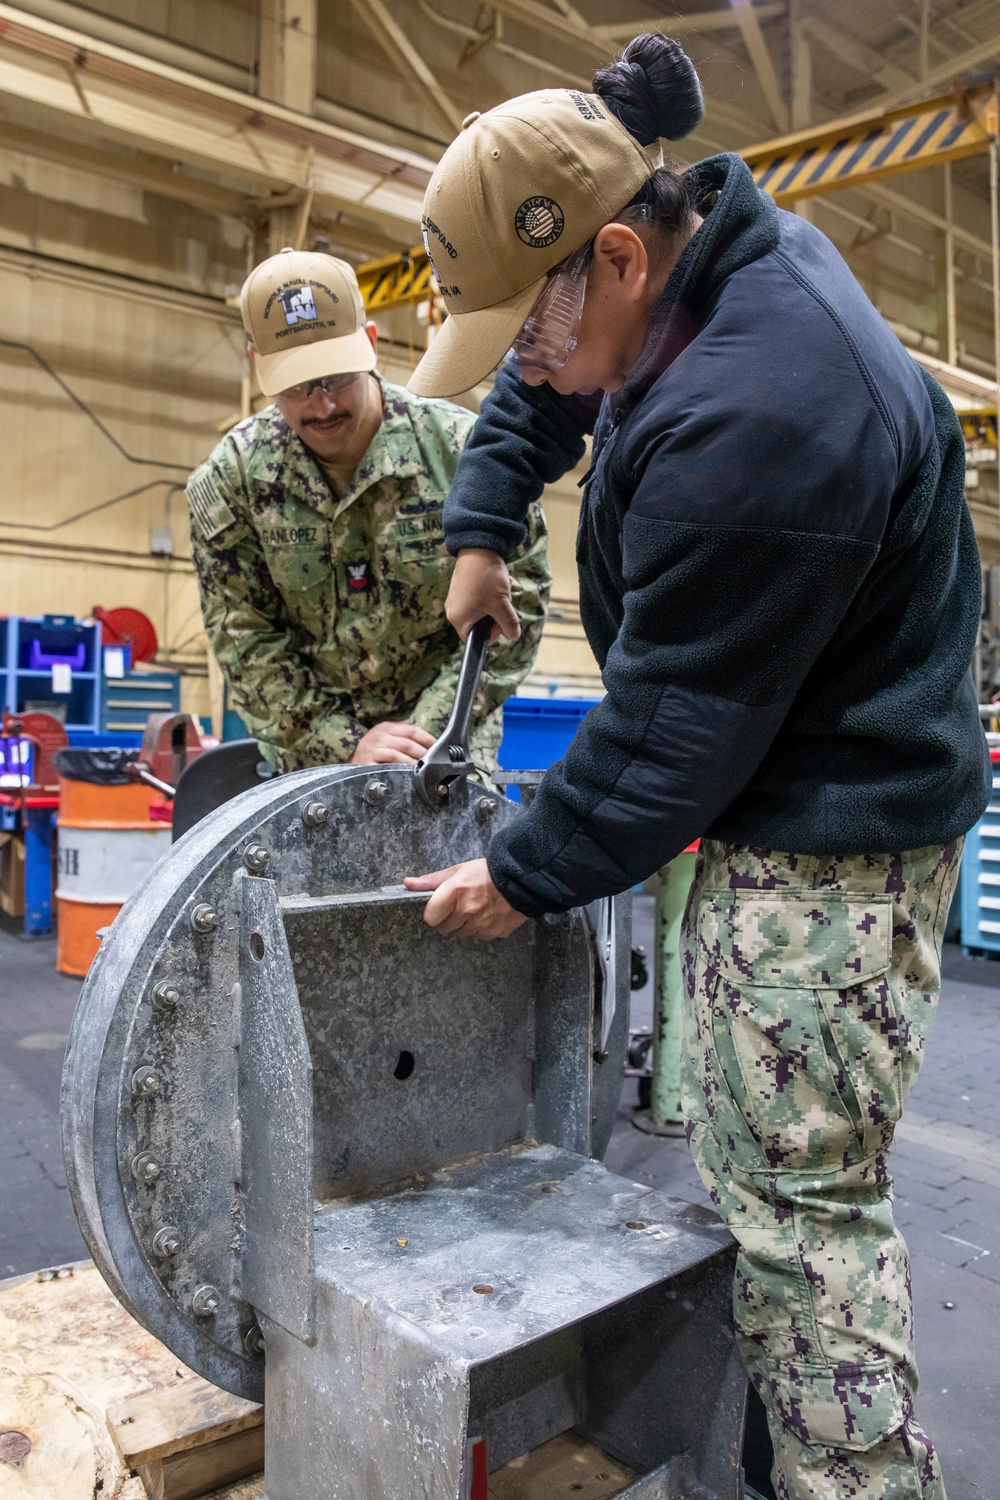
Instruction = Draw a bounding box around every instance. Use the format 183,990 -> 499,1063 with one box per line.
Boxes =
61,764 -> 628,1402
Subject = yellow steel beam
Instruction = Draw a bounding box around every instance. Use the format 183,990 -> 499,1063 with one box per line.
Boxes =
357,246 -> 434,310
961,409 -> 998,446
745,81 -> 998,205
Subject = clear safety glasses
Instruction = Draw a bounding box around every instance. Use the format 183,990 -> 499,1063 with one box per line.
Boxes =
509,242 -> 591,375
278,371 -> 360,402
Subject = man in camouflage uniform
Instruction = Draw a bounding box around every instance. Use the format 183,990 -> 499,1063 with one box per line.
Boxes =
187,248 -> 548,772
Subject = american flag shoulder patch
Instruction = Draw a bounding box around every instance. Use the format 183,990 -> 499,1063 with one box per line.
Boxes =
187,470 -> 238,540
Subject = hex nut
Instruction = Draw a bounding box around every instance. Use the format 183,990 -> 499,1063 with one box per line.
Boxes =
190,903 -> 219,934
363,778 -> 391,807
131,1065 -> 161,1098
151,980 -> 180,1013
475,796 -> 498,822
191,1284 -> 221,1317
243,843 -> 270,875
130,1152 -> 162,1184
152,1225 -> 182,1258
244,1324 -> 265,1356
302,800 -> 329,829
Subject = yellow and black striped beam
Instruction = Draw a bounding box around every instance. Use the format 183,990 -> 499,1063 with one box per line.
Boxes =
961,410 -> 998,447
356,245 -> 433,311
745,81 -> 998,205
359,83 -> 998,312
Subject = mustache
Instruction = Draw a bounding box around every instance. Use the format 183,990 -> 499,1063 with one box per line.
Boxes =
302,410 -> 350,425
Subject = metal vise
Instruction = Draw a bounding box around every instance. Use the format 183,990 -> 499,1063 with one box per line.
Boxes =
62,763 -> 746,1499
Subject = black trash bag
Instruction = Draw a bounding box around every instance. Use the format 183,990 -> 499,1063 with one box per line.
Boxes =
53,747 -> 139,786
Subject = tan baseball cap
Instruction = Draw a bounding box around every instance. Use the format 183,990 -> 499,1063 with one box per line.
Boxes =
240,248 -> 377,397
408,90 -> 655,399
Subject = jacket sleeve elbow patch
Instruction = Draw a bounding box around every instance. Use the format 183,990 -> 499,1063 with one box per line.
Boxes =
188,471 -> 238,540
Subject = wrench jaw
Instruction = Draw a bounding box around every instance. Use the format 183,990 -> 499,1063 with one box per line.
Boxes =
412,746 -> 477,809
412,617 -> 493,811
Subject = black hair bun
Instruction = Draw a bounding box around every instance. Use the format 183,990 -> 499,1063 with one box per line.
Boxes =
593,33 -> 703,146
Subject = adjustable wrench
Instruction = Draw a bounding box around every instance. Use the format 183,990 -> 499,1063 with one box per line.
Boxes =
413,616 -> 492,809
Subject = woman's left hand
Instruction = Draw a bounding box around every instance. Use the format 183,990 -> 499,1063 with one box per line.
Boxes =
404,859 -> 527,939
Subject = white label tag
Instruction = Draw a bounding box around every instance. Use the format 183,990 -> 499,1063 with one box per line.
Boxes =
104,647 -> 125,679
51,663 -> 72,694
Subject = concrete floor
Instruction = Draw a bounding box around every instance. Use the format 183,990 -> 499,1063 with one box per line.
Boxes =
2,900 -> 998,1498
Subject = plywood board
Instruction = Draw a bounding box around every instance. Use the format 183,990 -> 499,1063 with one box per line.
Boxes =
0,1260 -> 260,1500
490,1431 -> 637,1500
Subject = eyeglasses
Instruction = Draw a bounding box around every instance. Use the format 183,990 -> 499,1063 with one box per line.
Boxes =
278,372 -> 360,401
509,243 -> 591,375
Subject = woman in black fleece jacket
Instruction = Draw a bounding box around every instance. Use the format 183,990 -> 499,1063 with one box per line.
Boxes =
406,34 -> 988,1500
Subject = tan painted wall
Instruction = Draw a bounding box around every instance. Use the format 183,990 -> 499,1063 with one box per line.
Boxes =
0,141 -> 249,720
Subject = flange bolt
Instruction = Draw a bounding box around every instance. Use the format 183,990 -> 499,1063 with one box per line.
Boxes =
244,1324 -> 265,1356
363,778 -> 391,807
475,797 -> 497,822
131,1065 -> 161,1098
151,981 -> 180,1013
190,903 -> 219,934
243,843 -> 270,875
302,801 -> 329,829
130,1152 -> 162,1184
152,1225 -> 182,1258
192,1284 -> 221,1317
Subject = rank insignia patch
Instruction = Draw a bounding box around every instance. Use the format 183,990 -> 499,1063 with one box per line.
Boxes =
347,561 -> 370,593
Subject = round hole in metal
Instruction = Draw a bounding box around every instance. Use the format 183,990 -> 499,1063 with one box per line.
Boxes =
393,1050 -> 415,1081
249,932 -> 265,961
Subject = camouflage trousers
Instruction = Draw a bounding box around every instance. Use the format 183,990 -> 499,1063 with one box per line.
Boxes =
681,839 -> 963,1500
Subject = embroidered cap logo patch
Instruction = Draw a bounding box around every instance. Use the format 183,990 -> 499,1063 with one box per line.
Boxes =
278,285 -> 319,326
514,196 -> 565,249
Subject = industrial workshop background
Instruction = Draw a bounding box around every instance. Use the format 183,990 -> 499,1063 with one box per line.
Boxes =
0,0 -> 999,723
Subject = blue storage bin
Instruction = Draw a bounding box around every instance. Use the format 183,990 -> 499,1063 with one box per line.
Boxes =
961,754 -> 1000,954
498,696 -> 600,771
28,639 -> 87,671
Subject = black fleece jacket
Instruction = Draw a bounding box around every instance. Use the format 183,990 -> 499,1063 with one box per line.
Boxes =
445,154 -> 990,917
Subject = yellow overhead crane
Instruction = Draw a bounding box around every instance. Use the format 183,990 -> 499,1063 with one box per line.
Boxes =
357,80 -> 998,312
743,79 -> 997,204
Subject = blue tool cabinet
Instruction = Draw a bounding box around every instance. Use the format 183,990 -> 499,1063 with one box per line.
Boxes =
961,752 -> 1000,954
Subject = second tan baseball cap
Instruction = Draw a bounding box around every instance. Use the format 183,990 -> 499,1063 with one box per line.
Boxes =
240,248 -> 376,397
408,90 -> 655,399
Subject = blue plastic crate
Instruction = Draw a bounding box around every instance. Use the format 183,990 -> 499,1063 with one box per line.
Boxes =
498,696 -> 600,772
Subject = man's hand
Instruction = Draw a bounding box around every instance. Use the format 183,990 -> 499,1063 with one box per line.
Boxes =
349,722 -> 435,765
405,859 -> 527,939
447,549 -> 520,644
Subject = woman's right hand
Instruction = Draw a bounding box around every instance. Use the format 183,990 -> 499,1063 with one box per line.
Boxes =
447,548 -> 520,643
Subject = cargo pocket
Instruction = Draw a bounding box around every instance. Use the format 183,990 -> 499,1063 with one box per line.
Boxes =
768,1358 -> 905,1452
696,892 -> 893,1174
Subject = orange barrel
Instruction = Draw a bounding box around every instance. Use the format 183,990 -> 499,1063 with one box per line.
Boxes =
56,777 -> 172,977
